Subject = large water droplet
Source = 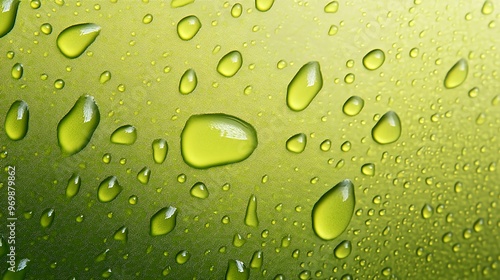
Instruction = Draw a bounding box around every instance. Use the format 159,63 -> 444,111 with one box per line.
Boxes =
217,50 -> 243,77
255,0 -> 274,12
150,206 -> 178,236
57,95 -> 100,155
333,240 -> 352,259
4,100 -> 29,141
180,114 -> 258,169
65,173 -> 81,198
286,133 -> 307,153
312,179 -> 356,240
362,49 -> 385,70
179,68 -> 198,94
286,61 -> 323,112
481,0 -> 494,15
444,58 -> 468,89
171,0 -> 194,8
56,23 -> 101,58
177,15 -> 201,41
152,138 -> 168,164
0,0 -> 20,38
244,194 -> 259,227
11,62 -> 23,79
225,259 -> 250,280
97,176 -> 123,203
342,96 -> 364,116
371,111 -> 402,144
110,125 -> 137,145
40,208 -> 55,228
190,182 -> 209,199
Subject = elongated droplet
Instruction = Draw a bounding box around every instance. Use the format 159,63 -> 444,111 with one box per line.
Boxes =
56,23 -> 101,58
152,138 -> 168,164
110,125 -> 137,145
137,166 -> 151,184
57,95 -> 100,155
255,0 -> 274,12
171,0 -> 194,8
286,133 -> 307,153
150,206 -> 178,236
244,194 -> 259,227
371,111 -> 402,144
65,173 -> 81,198
4,100 -> 29,141
11,62 -> 23,79
0,0 -> 20,38
312,179 -> 356,240
176,250 -> 191,264
181,114 -> 258,169
286,61 -> 323,111
99,71 -> 111,84
444,58 -> 468,89
177,15 -> 201,41
334,240 -> 352,259
231,3 -> 242,18
250,251 -> 263,269
225,259 -> 249,280
362,49 -> 385,70
179,68 -> 198,94
190,182 -> 209,199
342,96 -> 364,116
40,208 -> 55,228
217,50 -> 243,77
113,226 -> 128,242
97,176 -> 123,203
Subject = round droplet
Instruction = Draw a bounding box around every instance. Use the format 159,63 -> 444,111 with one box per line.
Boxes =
421,204 -> 433,219
444,58 -> 468,89
371,111 -> 402,144
110,125 -> 137,145
312,179 -> 356,240
11,63 -> 23,79
54,79 -> 65,89
180,114 -> 258,169
286,133 -> 307,153
249,251 -> 263,269
171,0 -> 194,8
341,141 -> 351,152
481,0 -> 494,15
217,50 -> 243,77
334,240 -> 352,259
142,14 -> 153,24
0,0 -> 20,38
57,95 -> 100,155
152,138 -> 168,164
320,139 -> 331,151
244,194 -> 259,227
56,23 -> 101,58
175,250 -> 191,264
324,1 -> 339,13
113,226 -> 128,242
255,0 -> 274,12
40,208 -> 55,228
361,163 -> 375,176
225,259 -> 249,280
177,15 -> 201,41
342,96 -> 364,116
4,100 -> 29,141
40,23 -> 52,34
179,68 -> 198,94
231,3 -> 243,18
99,71 -> 111,84
65,173 -> 81,198
286,61 -> 323,112
97,176 -> 123,203
137,167 -> 151,184
362,49 -> 385,70
190,182 -> 209,199
150,206 -> 178,236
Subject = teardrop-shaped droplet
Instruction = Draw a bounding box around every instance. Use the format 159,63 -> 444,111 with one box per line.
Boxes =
286,133 -> 307,153
249,251 -> 263,269
421,204 -> 433,219
4,100 -> 29,141
320,139 -> 331,151
152,138 -> 168,164
113,226 -> 128,242
57,95 -> 100,155
0,0 -> 20,38
65,173 -> 81,198
171,0 -> 194,8
225,259 -> 250,280
99,71 -> 111,84
333,240 -> 352,259
177,15 -> 201,41
444,58 -> 468,89
40,208 -> 55,228
481,0 -> 494,15
190,182 -> 209,199
175,250 -> 191,264
231,3 -> 242,18
150,206 -> 178,236
179,68 -> 198,94
244,194 -> 259,227
217,50 -> 243,77
56,23 -> 101,58
11,62 -> 23,79
342,96 -> 364,116
180,114 -> 258,169
255,0 -> 274,12
110,125 -> 137,145
286,61 -> 323,112
361,163 -> 375,176
97,176 -> 123,203
371,111 -> 402,144
312,179 -> 356,240
362,49 -> 385,70
137,166 -> 151,184
324,1 -> 339,13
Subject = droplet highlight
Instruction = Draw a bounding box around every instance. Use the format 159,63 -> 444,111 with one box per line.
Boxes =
65,173 -> 81,198
56,23 -> 101,58
333,240 -> 352,259
4,100 -> 29,141
40,208 -> 55,228
371,111 -> 402,145
11,63 -> 23,79
286,61 -> 323,112
217,50 -> 243,77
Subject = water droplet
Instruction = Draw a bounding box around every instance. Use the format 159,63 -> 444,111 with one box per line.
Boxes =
443,58 -> 468,89
362,49 -> 385,70
286,133 -> 307,153
57,95 -> 100,155
320,139 -> 331,151
99,71 -> 111,84
476,112 -> 486,125
341,141 -> 351,152
217,50 -> 243,77
231,3 -> 242,18
137,167 -> 151,184
180,114 -> 258,169
233,233 -> 246,247
150,206 -> 178,236
333,240 -> 352,259
179,68 -> 198,94
481,0 -> 494,15
4,100 -> 29,141
54,79 -> 65,89
244,194 -> 259,227
56,23 -> 101,58
342,96 -> 364,116
97,176 -> 123,203
371,111 -> 402,144
312,179 -> 356,240
0,0 -> 20,38
40,23 -> 52,34
442,232 -> 453,243
152,138 -> 168,164
286,61 -> 323,112
65,173 -> 81,198
327,25 -> 338,36
1,258 -> 30,279
11,62 -> 23,79
225,259 -> 249,280
344,73 -> 355,84
175,250 -> 191,264
142,13 -> 153,24
171,0 -> 194,8
250,251 -> 263,269
128,195 -> 138,205
177,15 -> 201,41
30,0 -> 41,9
361,163 -> 375,176
281,234 -> 291,247
110,125 -> 137,145
324,1 -> 339,13
190,182 -> 209,199
113,226 -> 128,242
421,204 -> 433,219
40,208 -> 55,228
255,0 -> 274,12
473,218 -> 484,232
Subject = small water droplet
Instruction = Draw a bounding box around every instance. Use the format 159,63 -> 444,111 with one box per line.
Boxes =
110,125 -> 137,145
286,133 -> 307,153
244,194 -> 259,227
171,0 -> 194,8
286,61 -> 323,111
324,1 -> 339,13
342,96 -> 364,116
102,153 -> 111,164
150,206 -> 178,236
65,173 -> 81,198
232,233 -> 246,247
179,68 -> 198,94
142,13 -> 153,24
190,182 -> 209,199
56,23 -> 101,58
0,0 -> 20,38
30,0 -> 41,9
320,139 -> 331,151
128,195 -> 138,205
137,166 -> 151,184
327,25 -> 338,36
11,63 -> 23,79
54,79 -> 65,89
362,49 -> 385,70
333,240 -> 352,259
481,0 -> 494,15
442,232 -> 453,243
225,259 -> 249,280
344,73 -> 355,84
40,208 -> 55,228
421,204 -> 433,219
473,218 -> 484,232
217,50 -> 243,77
255,0 -> 274,12
371,111 -> 402,144
4,100 -> 29,141
281,234 -> 291,247
97,176 -> 123,203
152,138 -> 168,164
361,163 -> 375,176
113,226 -> 128,242
40,23 -> 52,34
231,3 -> 243,18
99,71 -> 111,84
444,58 -> 468,89
177,15 -> 201,41
249,250 -> 263,269
175,250 -> 191,264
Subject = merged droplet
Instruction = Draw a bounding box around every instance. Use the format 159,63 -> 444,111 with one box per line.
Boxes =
179,68 -> 198,94
225,259 -> 250,280
4,100 -> 29,141
180,114 -> 258,169
56,23 -> 101,58
286,61 -> 323,112
312,179 -> 356,240
362,49 -> 385,70
244,194 -> 259,227
333,240 -> 352,259
171,0 -> 194,8
255,0 -> 274,12
342,96 -> 364,116
136,167 -> 151,184
177,15 -> 201,41
371,111 -> 402,144
57,95 -> 100,155
190,182 -> 209,199
110,125 -> 137,145
40,208 -> 55,228
217,50 -> 243,77
0,0 -> 20,38
286,133 -> 307,153
150,206 -> 178,236
11,63 -> 23,79
97,176 -> 123,203
444,58 -> 468,89
65,173 -> 81,198
152,138 -> 168,164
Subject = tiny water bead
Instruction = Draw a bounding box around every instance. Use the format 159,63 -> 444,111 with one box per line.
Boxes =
255,0 -> 274,12
362,49 -> 385,70
97,176 -> 123,203
179,68 -> 198,94
110,125 -> 137,145
342,96 -> 364,116
136,167 -> 151,184
65,173 -> 81,198
244,194 -> 259,227
40,208 -> 55,228
190,182 -> 209,199
56,23 -> 101,58
312,179 -> 356,240
152,138 -> 168,164
333,240 -> 352,259
0,0 -> 20,38
177,15 -> 202,41
4,100 -> 29,141
286,133 -> 307,153
444,58 -> 468,89
180,114 -> 258,169
286,61 -> 323,112
217,50 -> 243,77
225,259 -> 249,280
150,206 -> 178,236
11,62 -> 23,79
371,111 -> 402,145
